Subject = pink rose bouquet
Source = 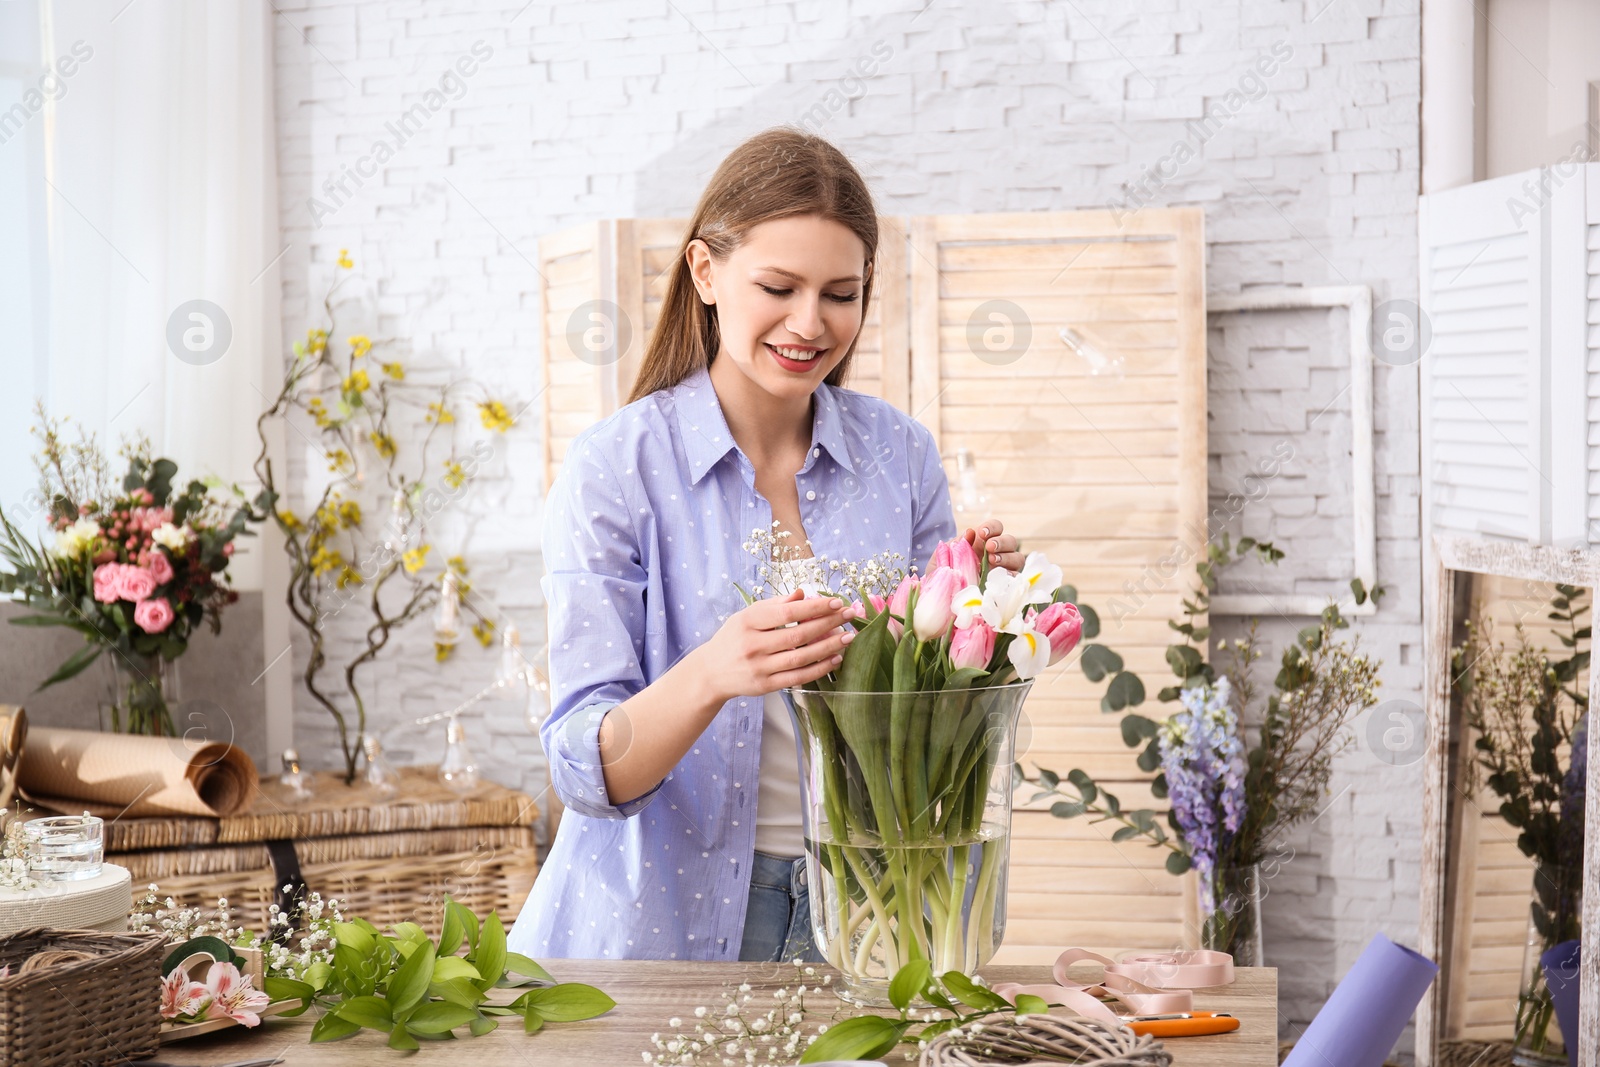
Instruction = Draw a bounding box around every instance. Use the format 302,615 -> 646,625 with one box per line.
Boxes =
0,421 -> 254,735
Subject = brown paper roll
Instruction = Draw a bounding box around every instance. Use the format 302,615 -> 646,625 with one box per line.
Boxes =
17,726 -> 258,818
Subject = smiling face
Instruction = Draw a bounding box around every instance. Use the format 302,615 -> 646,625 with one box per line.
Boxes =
686,214 -> 869,402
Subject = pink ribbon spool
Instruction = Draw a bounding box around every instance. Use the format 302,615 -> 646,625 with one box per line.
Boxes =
990,948 -> 1235,1028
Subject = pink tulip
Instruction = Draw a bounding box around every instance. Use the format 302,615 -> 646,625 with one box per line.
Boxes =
116,565 -> 158,603
1032,601 -> 1084,666
92,563 -> 124,604
133,597 -> 175,634
950,618 -> 996,671
913,566 -> 964,641
885,575 -> 919,641
842,600 -> 867,622
146,550 -> 174,585
931,537 -> 980,588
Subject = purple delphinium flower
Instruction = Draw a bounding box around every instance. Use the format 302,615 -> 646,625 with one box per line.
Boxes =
1158,677 -> 1246,898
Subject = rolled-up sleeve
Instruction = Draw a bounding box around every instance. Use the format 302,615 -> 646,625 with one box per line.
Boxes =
538,438 -> 664,820
908,422 -> 958,570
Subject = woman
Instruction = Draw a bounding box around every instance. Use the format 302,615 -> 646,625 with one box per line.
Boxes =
508,128 -> 1023,964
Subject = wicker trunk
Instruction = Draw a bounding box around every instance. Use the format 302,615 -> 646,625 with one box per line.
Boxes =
96,767 -> 540,934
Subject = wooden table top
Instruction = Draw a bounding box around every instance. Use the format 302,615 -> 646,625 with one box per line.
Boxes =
148,961 -> 1278,1066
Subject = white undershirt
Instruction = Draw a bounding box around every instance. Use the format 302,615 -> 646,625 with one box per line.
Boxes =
753,558 -> 810,859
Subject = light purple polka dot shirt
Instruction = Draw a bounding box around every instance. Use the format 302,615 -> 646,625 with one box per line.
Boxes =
508,363 -> 957,961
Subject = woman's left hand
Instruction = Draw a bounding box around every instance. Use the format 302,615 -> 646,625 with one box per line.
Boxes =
963,519 -> 1024,574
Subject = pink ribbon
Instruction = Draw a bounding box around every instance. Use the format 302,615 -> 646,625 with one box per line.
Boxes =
990,949 -> 1235,1027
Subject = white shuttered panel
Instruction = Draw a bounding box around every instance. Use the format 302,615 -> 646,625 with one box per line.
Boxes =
1419,163 -> 1595,549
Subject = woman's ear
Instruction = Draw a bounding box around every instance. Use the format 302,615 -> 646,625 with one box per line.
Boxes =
686,239 -> 716,306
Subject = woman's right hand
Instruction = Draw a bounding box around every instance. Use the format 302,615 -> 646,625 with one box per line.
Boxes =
694,589 -> 856,704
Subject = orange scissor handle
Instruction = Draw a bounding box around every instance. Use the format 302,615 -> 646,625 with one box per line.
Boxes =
1125,1011 -> 1240,1038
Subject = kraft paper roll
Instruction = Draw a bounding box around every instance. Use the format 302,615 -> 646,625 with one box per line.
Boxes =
1282,933 -> 1438,1067
17,726 -> 258,818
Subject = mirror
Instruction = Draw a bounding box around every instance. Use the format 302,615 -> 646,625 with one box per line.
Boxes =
1420,537 -> 1597,1067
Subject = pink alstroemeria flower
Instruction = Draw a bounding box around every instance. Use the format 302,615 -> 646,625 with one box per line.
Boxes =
160,968 -> 210,1021
202,961 -> 271,1028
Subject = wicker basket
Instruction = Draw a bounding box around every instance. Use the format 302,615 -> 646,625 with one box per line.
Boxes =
103,767 -> 541,935
0,928 -> 165,1066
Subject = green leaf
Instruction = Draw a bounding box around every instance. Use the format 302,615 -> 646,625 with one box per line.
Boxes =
310,1013 -> 361,1042
889,959 -> 932,1011
6,614 -> 74,627
431,956 -> 482,984
1014,993 -> 1050,1016
405,1001 -> 479,1035
1102,671 -> 1146,713
333,921 -> 377,955
440,902 -> 467,956
391,922 -> 428,946
388,1025 -> 418,1051
333,994 -> 394,1032
1165,644 -> 1203,678
523,1007 -> 546,1034
470,1014 -> 498,1037
1079,643 -> 1123,682
799,1015 -> 907,1063
446,899 -> 480,953
431,977 -> 489,1009
1112,825 -> 1140,843
505,952 -> 556,986
37,641 -> 104,690
1078,603 -> 1100,639
940,971 -> 1008,1011
1049,800 -> 1086,819
471,912 -> 507,992
386,939 -> 436,1017
514,983 -> 617,1022
304,961 -> 333,993
1166,851 -> 1193,875
1119,713 -> 1158,748
1036,767 -> 1060,790
263,976 -> 315,1016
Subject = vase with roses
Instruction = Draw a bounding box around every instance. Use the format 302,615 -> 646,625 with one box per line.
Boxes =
0,408 -> 258,736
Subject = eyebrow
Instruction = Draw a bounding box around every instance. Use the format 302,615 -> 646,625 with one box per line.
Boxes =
757,266 -> 863,285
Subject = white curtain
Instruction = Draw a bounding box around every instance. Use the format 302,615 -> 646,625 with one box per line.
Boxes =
39,0 -> 280,592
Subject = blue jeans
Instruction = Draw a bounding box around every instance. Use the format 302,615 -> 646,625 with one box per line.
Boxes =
738,850 -> 824,963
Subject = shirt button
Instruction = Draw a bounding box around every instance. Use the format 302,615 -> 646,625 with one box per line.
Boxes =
805,490 -> 816,501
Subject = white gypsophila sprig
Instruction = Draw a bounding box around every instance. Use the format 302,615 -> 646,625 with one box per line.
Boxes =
742,523 -> 906,607
642,961 -> 838,1065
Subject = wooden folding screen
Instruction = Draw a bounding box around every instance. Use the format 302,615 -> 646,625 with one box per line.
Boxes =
537,210 -> 1209,962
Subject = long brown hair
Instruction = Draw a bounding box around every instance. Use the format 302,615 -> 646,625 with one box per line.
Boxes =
625,127 -> 878,405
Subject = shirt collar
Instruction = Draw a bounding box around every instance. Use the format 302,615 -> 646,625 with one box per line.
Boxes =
671,364 -> 856,486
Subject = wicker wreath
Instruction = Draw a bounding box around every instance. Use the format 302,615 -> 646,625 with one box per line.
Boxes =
919,1016 -> 1172,1066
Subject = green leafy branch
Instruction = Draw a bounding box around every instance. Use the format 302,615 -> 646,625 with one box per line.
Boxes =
1019,535 -> 1383,871
266,899 -> 614,1050
798,960 -> 1050,1063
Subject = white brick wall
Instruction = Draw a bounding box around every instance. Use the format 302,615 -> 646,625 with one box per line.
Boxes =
273,0 -> 1424,1043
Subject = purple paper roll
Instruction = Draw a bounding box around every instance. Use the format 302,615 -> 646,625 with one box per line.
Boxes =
1283,933 -> 1440,1067
1540,939 -> 1581,1067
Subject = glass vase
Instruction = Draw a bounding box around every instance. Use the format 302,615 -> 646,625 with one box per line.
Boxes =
1512,862 -> 1582,1067
1196,862 -> 1263,967
102,650 -> 179,737
783,680 -> 1032,1006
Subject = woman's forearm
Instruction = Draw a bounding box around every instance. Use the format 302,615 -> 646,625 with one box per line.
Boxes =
597,645 -> 728,806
